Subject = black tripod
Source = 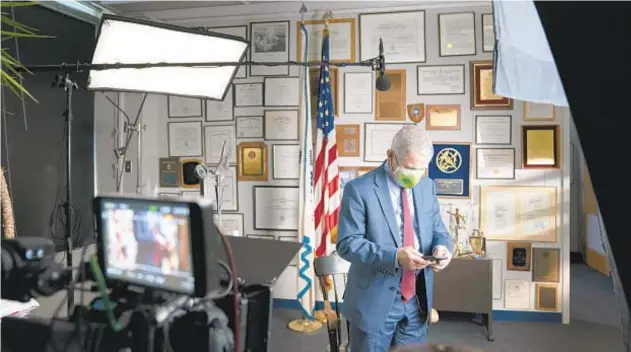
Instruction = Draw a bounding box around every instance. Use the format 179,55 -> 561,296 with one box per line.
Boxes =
53,72 -> 78,316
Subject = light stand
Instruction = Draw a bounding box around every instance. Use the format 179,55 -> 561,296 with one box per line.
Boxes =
53,72 -> 78,316
195,141 -> 230,227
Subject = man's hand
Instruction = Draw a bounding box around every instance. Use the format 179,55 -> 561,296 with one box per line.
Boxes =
397,247 -> 431,270
431,245 -> 452,272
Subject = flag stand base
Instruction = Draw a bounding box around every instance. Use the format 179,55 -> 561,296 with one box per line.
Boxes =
288,318 -> 323,333
314,309 -> 333,324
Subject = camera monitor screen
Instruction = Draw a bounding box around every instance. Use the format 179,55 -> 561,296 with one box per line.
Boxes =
97,198 -> 195,294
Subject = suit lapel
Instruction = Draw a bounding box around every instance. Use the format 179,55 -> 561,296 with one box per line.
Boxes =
412,185 -> 425,250
373,166 -> 402,247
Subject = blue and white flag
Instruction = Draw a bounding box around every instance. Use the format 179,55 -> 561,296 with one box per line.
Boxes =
296,23 -> 316,320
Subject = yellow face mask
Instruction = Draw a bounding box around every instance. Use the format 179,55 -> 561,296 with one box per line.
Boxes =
394,166 -> 425,189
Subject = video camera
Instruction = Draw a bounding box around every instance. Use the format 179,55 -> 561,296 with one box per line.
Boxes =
2,195 -> 299,352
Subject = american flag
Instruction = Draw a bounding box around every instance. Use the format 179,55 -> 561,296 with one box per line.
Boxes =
314,29 -> 341,258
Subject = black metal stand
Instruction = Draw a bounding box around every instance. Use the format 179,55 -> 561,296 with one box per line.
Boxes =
54,73 -> 79,316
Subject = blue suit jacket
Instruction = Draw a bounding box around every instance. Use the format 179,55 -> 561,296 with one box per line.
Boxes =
336,165 -> 453,334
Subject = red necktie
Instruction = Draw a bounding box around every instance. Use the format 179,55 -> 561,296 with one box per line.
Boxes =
400,188 -> 416,301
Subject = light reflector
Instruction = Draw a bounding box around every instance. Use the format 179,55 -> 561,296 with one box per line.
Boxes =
88,15 -> 248,100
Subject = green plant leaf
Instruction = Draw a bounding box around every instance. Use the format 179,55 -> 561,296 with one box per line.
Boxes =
0,2 -> 38,8
1,70 -> 38,103
1,15 -> 39,34
0,30 -> 50,38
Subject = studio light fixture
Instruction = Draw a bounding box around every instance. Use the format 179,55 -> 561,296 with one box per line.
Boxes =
87,15 -> 249,100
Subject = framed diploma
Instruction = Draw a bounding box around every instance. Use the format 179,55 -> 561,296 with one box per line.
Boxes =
535,283 -> 559,311
416,65 -> 465,95
264,110 -> 299,141
363,123 -> 411,162
237,141 -> 268,181
521,125 -> 560,168
264,77 -> 300,107
235,116 -> 264,139
250,21 -> 290,76
438,12 -> 476,57
310,67 -> 339,117
207,25 -> 248,78
425,104 -> 461,130
297,18 -> 356,63
471,61 -> 513,110
336,124 -> 361,157
209,165 -> 239,212
343,72 -> 374,114
253,186 -> 299,231
214,213 -> 244,237
272,144 -> 300,180
479,186 -> 557,242
206,86 -> 234,123
475,115 -> 512,145
428,142 -> 471,198
506,241 -> 531,271
167,96 -> 203,118
524,102 -> 556,121
204,125 -> 236,164
476,148 -> 515,180
481,13 -> 495,53
376,69 -> 407,121
505,280 -> 531,310
359,10 -> 426,63
234,83 -> 264,107
167,121 -> 203,157
532,248 -> 560,283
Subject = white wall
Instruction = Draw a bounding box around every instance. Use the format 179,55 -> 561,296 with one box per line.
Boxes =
95,0 -> 571,322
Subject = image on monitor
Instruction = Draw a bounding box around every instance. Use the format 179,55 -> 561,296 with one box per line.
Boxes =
98,198 -> 195,294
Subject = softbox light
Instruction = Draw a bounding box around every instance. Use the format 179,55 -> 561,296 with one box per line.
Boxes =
492,1 -> 569,106
87,15 -> 248,100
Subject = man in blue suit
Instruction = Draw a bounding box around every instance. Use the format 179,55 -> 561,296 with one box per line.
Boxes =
337,126 -> 454,351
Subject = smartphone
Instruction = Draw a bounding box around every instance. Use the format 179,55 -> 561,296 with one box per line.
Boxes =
424,256 -> 447,262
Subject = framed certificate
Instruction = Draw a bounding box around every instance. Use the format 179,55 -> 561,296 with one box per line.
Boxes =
471,61 -> 513,110
416,65 -> 465,95
253,186 -> 299,231
207,25 -> 248,78
359,10 -> 426,63
297,18 -> 356,63
535,283 -> 559,312
343,72 -> 373,114
236,116 -> 264,139
206,85 -> 234,123
214,213 -> 244,237
532,248 -> 560,283
336,124 -> 361,157
167,121 -> 203,157
234,83 -> 264,107
524,102 -> 556,121
521,125 -> 560,168
168,96 -> 203,118
375,69 -> 407,121
264,77 -> 300,107
203,125 -> 236,164
363,123 -> 411,162
476,148 -> 516,180
272,144 -> 300,180
264,110 -> 299,141
482,13 -> 495,53
475,115 -> 512,145
438,12 -> 476,57
250,21 -> 290,76
237,141 -> 268,181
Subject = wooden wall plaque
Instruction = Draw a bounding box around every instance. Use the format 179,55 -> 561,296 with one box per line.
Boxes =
376,69 -> 407,121
336,124 -> 360,157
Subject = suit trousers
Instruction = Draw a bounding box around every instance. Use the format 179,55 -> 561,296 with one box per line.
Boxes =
350,294 -> 427,352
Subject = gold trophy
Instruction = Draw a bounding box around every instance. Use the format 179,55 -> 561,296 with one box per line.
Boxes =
407,103 -> 425,124
447,208 -> 467,257
469,229 -> 486,258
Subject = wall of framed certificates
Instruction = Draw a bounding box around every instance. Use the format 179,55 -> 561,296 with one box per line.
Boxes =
93,2 -> 572,320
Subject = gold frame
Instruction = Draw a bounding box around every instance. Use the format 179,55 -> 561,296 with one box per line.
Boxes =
237,142 -> 268,181
425,104 -> 461,130
523,102 -> 556,121
506,241 -> 532,271
179,158 -> 202,189
336,124 -> 361,157
535,283 -> 559,312
375,69 -> 407,121
479,186 -> 557,242
470,60 -> 513,110
521,125 -> 560,169
296,18 -> 357,63
532,247 -> 560,282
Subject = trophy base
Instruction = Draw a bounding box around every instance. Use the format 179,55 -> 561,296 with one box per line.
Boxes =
287,318 -> 323,333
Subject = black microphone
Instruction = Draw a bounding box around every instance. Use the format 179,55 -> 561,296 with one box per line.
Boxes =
375,38 -> 391,92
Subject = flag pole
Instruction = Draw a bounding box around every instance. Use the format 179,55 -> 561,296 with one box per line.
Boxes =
288,2 -> 322,333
